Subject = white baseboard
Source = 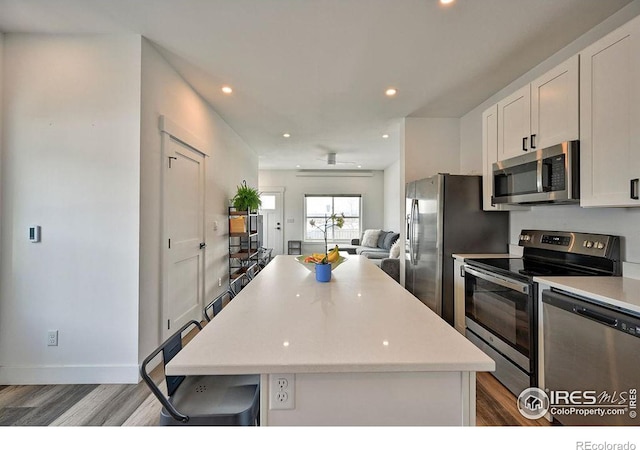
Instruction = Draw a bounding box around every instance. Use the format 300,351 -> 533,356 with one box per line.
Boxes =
0,364 -> 140,385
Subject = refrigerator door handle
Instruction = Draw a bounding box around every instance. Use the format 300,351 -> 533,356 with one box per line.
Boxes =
411,199 -> 419,265
408,199 -> 415,264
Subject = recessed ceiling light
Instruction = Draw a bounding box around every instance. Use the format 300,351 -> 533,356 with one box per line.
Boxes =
440,0 -> 455,5
221,86 -> 233,94
296,165 -> 300,168
283,133 -> 291,138
357,165 -> 362,169
382,134 -> 389,139
385,88 -> 398,97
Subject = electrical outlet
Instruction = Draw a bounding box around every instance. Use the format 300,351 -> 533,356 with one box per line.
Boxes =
47,330 -> 58,346
218,278 -> 222,287
277,377 -> 288,389
269,374 -> 295,410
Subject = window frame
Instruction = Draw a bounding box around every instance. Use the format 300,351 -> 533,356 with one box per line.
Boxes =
303,194 -> 362,243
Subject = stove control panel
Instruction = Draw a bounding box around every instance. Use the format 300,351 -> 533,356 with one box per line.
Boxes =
518,229 -> 621,260
583,240 -> 605,249
541,235 -> 572,246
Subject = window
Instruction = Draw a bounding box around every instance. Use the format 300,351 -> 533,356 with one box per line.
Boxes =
259,194 -> 276,210
304,195 -> 361,242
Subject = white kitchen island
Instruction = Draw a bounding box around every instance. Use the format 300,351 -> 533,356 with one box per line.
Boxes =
166,255 -> 494,426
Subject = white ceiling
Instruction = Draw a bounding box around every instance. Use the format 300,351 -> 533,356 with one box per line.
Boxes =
0,0 -> 634,170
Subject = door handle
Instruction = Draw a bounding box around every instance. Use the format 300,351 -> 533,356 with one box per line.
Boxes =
631,179 -> 639,200
199,242 -> 206,249
522,136 -> 528,151
464,266 -> 530,294
530,134 -> 536,149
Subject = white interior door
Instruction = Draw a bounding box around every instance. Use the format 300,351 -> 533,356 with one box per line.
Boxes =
163,137 -> 205,336
259,191 -> 284,255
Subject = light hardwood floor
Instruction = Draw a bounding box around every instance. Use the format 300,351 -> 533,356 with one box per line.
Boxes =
0,370 -> 550,426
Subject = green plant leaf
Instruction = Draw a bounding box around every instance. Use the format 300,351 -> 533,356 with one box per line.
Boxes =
232,180 -> 262,211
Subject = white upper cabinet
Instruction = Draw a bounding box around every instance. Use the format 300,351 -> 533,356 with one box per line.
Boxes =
530,55 -> 579,150
497,85 -> 531,160
482,105 -> 500,211
497,56 -> 579,160
482,104 -> 529,211
580,15 -> 640,207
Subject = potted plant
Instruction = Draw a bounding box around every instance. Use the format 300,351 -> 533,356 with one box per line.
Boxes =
308,213 -> 345,282
232,180 -> 262,212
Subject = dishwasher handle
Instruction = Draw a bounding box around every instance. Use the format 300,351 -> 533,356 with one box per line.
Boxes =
542,289 -> 640,336
573,306 -> 618,327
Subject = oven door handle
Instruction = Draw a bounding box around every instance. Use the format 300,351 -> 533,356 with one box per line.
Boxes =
464,266 -> 530,294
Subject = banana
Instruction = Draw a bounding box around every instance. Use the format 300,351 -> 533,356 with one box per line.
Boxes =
327,245 -> 340,263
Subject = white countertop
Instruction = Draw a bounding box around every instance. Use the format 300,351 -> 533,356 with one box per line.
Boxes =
167,255 -> 495,376
534,276 -> 640,315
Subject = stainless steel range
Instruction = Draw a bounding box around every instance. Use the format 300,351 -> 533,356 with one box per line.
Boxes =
463,230 -> 621,396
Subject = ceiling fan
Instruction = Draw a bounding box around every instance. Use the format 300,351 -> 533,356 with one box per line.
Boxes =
317,152 -> 357,166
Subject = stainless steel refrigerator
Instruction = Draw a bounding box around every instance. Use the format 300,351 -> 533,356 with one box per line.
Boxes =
405,174 -> 509,325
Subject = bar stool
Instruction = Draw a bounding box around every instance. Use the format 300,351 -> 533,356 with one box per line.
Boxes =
140,320 -> 260,426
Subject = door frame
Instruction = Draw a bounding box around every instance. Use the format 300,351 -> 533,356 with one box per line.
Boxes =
258,186 -> 285,255
159,116 -> 209,340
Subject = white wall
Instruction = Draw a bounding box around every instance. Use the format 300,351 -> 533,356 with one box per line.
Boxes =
458,1 -> 640,264
139,39 -> 258,362
258,170 -> 385,254
0,34 -> 142,383
404,117 -> 460,183
384,160 -> 401,232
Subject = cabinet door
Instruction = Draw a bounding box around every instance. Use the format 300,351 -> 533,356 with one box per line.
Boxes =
530,54 -> 579,149
498,84 -> 531,160
482,105 -> 499,211
482,105 -> 529,212
580,16 -> 640,207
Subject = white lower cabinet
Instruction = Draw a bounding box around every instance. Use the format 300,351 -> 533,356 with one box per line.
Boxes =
580,14 -> 640,207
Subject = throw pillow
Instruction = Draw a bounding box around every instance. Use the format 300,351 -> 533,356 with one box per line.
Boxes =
377,231 -> 390,249
383,232 -> 400,250
361,229 -> 382,248
389,239 -> 401,259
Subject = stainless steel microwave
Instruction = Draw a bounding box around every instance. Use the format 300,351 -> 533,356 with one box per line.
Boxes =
492,141 -> 579,205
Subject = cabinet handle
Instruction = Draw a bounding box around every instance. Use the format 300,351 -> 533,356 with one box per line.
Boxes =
522,137 -> 528,151
530,134 -> 536,149
631,179 -> 639,200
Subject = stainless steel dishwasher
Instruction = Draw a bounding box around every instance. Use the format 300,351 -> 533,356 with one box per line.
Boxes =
543,289 -> 640,426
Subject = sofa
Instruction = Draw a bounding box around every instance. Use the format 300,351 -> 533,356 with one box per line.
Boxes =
352,230 -> 401,283
351,230 -> 400,258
